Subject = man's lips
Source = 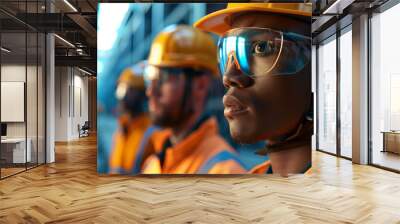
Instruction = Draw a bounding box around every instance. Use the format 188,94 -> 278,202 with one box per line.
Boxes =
223,94 -> 248,119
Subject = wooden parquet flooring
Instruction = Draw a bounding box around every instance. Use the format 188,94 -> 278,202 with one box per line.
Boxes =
1,167 -> 26,178
1,135 -> 400,223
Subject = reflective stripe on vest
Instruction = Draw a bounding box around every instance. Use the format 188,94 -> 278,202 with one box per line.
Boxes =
198,150 -> 248,174
132,125 -> 159,174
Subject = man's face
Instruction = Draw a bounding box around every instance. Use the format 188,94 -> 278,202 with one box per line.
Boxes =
222,13 -> 311,144
116,83 -> 145,117
120,87 -> 145,116
146,67 -> 185,127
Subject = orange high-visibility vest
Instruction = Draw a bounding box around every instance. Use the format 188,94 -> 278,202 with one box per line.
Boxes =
109,114 -> 157,174
141,117 -> 247,174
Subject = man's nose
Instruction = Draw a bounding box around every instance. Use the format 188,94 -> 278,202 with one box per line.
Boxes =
222,55 -> 253,89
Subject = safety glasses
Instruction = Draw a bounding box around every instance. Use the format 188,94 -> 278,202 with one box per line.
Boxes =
144,65 -> 183,88
217,27 -> 311,77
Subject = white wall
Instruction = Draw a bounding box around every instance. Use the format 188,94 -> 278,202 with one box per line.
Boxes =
1,65 -> 26,142
54,67 -> 89,141
1,65 -> 26,137
55,66 -> 69,141
1,64 -> 46,164
1,65 -> 36,138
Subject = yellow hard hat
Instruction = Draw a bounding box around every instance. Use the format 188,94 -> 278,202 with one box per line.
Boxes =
117,65 -> 145,91
147,24 -> 219,76
194,3 -> 312,36
116,65 -> 146,100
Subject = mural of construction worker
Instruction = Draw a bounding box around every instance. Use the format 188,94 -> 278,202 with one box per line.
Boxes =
109,61 -> 158,174
195,3 -> 313,176
141,25 -> 247,174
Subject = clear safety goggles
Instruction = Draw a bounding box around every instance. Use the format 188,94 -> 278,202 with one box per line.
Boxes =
144,65 -> 183,88
217,27 -> 311,77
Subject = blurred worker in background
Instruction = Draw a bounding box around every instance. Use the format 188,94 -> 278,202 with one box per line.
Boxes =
195,3 -> 313,176
141,25 -> 247,174
109,61 -> 159,174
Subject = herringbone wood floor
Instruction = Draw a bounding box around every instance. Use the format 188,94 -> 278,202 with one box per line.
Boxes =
0,135 -> 400,224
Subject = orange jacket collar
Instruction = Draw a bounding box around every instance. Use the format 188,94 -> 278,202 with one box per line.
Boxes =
161,117 -> 220,169
118,113 -> 150,133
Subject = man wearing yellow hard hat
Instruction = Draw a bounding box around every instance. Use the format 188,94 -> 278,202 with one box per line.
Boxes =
195,3 -> 313,176
109,61 -> 159,174
141,24 -> 247,174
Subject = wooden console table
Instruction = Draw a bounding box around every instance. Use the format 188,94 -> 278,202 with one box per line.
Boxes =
382,131 -> 400,154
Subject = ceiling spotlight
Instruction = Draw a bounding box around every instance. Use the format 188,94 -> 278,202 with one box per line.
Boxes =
1,47 -> 11,53
54,34 -> 75,48
78,67 -> 93,76
63,0 -> 78,12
